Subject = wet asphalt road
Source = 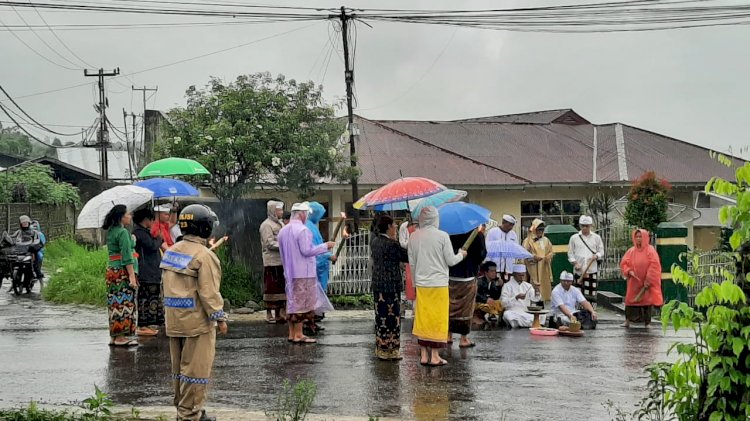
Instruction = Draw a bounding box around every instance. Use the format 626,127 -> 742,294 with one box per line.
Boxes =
0,287 -> 693,421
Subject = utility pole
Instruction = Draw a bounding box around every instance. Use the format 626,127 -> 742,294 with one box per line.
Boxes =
335,6 -> 360,231
84,67 -> 119,181
132,86 -> 157,171
123,108 -> 133,181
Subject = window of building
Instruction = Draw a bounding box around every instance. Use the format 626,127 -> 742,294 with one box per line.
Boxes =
520,199 -> 582,232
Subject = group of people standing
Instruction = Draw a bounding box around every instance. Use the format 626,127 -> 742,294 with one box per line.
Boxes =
259,200 -> 336,344
371,209 -> 665,366
104,203 -> 182,346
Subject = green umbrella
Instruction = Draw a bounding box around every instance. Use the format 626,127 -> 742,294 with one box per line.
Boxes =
138,157 -> 210,177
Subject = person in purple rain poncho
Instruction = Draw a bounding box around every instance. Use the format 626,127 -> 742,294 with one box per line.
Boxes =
278,202 -> 336,344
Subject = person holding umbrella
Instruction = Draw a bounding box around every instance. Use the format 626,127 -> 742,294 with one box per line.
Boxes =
103,205 -> 139,347
133,208 -> 164,337
447,227 -> 486,348
409,206 -> 467,366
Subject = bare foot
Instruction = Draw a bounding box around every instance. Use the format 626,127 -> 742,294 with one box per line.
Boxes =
621,322 -> 630,328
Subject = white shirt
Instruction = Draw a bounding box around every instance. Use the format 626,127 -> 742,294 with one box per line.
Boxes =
408,227 -> 464,288
170,224 -> 182,241
567,231 -> 604,274
550,283 -> 587,319
501,279 -> 541,312
494,229 -> 518,274
399,221 -> 411,249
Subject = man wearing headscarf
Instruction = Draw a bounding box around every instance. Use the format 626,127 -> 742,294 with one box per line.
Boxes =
278,202 -> 335,344
523,219 -> 554,302
259,200 -> 286,323
550,271 -> 598,328
408,206 -> 467,367
500,264 -> 541,328
485,215 -> 518,283
568,215 -> 605,299
152,204 -> 175,251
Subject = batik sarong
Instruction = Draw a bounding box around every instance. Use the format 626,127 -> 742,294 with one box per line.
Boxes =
374,291 -> 401,360
449,279 -> 477,335
106,267 -> 137,338
137,283 -> 164,327
263,265 -> 286,309
413,286 -> 449,349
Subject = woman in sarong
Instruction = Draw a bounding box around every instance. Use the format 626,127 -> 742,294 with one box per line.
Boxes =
620,229 -> 663,328
104,204 -> 139,346
408,206 -> 466,367
370,215 -> 409,360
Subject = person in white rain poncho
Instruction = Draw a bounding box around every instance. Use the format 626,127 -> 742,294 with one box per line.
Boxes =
567,215 -> 604,299
501,264 -> 542,328
485,215 -> 518,283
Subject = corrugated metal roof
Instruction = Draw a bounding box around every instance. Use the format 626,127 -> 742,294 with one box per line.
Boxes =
352,118 -> 526,186
56,148 -> 133,180
361,113 -> 740,186
454,109 -> 589,125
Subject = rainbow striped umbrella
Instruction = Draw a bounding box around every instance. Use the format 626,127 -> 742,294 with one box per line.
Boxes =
353,177 -> 447,210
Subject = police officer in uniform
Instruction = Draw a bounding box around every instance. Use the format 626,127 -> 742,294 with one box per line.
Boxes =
161,204 -> 226,421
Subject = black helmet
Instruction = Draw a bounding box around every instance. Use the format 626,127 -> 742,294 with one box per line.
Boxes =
178,204 -> 218,239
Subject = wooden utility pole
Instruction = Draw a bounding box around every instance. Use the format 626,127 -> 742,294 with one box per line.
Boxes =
84,67 -> 119,181
335,7 -> 360,231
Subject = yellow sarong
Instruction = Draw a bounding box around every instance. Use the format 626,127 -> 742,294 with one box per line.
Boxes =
413,286 -> 449,345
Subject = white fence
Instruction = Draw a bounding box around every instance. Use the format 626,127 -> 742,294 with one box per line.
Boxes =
686,250 -> 735,307
327,231 -> 373,296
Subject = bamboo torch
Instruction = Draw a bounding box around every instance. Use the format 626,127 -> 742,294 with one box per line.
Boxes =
331,212 -> 347,241
461,228 -> 480,251
333,226 -> 349,259
209,236 -> 229,251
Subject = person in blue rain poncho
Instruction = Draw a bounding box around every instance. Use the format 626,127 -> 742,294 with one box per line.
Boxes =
305,202 -> 336,333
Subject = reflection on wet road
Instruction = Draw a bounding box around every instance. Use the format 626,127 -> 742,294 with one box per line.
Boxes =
0,290 -> 692,420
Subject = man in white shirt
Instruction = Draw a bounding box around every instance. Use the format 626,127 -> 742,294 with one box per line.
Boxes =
491,214 -> 518,283
500,264 -> 541,328
567,215 -> 605,299
550,271 -> 598,328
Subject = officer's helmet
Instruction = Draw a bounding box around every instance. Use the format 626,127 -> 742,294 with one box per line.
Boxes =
179,204 -> 219,239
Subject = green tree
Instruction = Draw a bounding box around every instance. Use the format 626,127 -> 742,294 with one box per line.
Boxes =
157,73 -> 349,200
624,171 -> 671,233
0,163 -> 80,206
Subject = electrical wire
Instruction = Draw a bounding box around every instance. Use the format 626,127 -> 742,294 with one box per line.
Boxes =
9,3 -> 82,69
0,101 -> 86,148
0,16 -> 79,70
0,84 -> 88,136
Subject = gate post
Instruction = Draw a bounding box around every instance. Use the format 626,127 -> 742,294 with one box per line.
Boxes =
545,224 -> 578,286
656,222 -> 689,303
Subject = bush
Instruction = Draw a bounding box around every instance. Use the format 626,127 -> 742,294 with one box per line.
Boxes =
266,379 -> 317,421
43,239 -> 108,306
624,171 -> 671,233
329,294 -> 374,309
214,246 -> 261,307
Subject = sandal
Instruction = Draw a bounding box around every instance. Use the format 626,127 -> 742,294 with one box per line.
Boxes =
113,339 -> 138,347
292,337 -> 317,344
266,318 -> 277,324
427,358 -> 448,367
459,342 -> 476,348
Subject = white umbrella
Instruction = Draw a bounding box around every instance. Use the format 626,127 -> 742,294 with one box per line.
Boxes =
77,185 -> 153,229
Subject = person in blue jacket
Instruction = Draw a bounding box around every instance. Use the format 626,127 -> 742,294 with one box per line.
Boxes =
305,202 -> 336,332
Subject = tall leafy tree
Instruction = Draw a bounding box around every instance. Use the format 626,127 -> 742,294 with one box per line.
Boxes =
157,73 -> 349,200
0,163 -> 80,206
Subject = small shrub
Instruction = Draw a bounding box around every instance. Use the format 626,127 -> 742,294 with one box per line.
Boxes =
214,246 -> 261,306
43,239 -> 108,307
266,379 -> 317,421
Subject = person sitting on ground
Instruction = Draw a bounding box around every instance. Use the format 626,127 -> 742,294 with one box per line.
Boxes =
550,271 -> 598,329
474,261 -> 503,325
501,264 -> 542,328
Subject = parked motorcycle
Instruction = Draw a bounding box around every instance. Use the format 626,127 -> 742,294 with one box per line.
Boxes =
0,231 -> 41,295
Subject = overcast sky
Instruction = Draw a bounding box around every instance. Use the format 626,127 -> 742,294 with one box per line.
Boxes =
1,0 -> 748,158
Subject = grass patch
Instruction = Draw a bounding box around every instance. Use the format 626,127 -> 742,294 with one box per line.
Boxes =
42,239 -> 261,308
43,238 -> 107,307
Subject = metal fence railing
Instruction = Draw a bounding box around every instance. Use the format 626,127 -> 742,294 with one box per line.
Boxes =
686,250 -> 735,307
327,231 -> 372,296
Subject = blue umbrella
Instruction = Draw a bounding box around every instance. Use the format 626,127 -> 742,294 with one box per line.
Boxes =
133,178 -> 199,198
437,202 -> 491,235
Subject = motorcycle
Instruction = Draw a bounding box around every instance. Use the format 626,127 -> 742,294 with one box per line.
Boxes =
0,231 -> 41,295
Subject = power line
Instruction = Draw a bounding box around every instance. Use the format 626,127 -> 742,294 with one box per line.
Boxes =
0,101 -> 84,148
9,3 -> 83,69
0,16 -> 79,70
0,84 -> 88,136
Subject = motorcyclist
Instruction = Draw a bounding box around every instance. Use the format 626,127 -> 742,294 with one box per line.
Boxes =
31,220 -> 46,280
10,215 -> 43,284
